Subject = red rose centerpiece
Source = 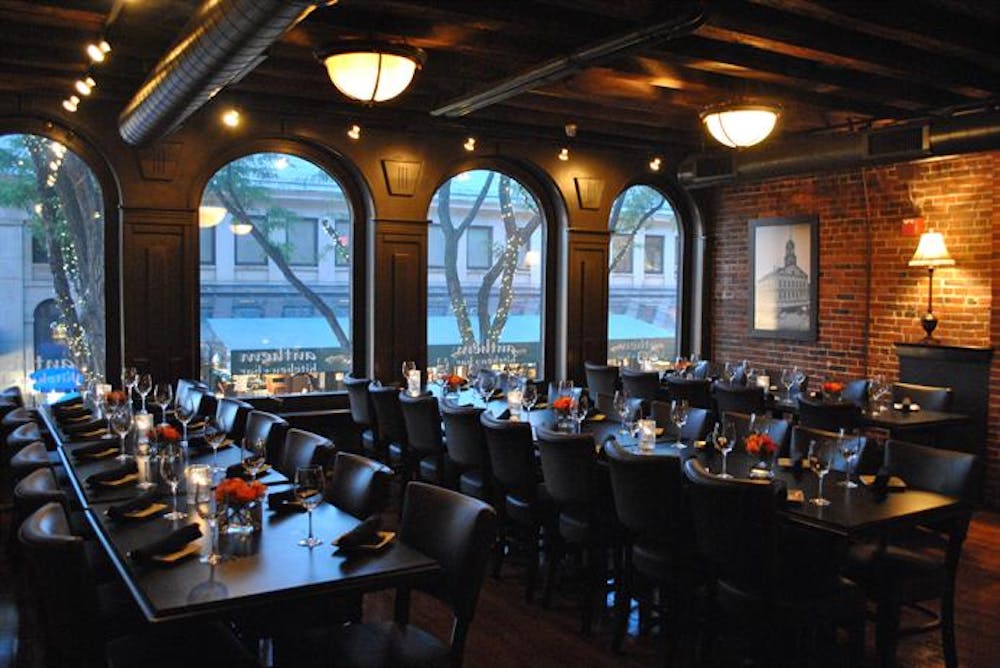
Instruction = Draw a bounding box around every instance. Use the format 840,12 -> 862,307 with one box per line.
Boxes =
746,432 -> 779,479
821,381 -> 845,403
552,395 -> 574,431
154,424 -> 181,445
216,477 -> 267,535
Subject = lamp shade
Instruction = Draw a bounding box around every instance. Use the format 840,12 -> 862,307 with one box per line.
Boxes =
701,105 -> 779,148
198,205 -> 227,229
908,230 -> 955,267
320,44 -> 425,104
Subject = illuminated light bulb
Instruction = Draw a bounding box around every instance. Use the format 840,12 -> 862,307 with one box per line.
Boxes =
34,203 -> 43,215
273,156 -> 289,170
221,108 -> 240,127
48,161 -> 58,171
50,142 -> 66,157
229,220 -> 253,236
347,124 -> 361,140
74,79 -> 93,96
86,43 -> 106,63
198,205 -> 227,229
62,99 -> 78,112
558,147 -> 569,161
463,137 -> 476,151
649,157 -> 662,172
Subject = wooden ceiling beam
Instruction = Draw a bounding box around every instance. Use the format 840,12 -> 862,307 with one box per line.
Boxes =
0,0 -> 107,31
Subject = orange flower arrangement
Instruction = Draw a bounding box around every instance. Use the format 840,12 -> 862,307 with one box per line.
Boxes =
821,381 -> 844,394
552,396 -> 573,413
105,390 -> 127,406
154,424 -> 181,443
745,432 -> 778,455
216,478 -> 267,505
445,374 -> 466,391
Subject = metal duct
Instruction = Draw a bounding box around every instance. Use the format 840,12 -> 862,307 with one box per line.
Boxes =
118,0 -> 320,146
678,112 -> 1000,187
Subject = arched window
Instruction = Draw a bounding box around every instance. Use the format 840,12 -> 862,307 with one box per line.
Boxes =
0,133 -> 105,393
199,152 -> 353,395
607,184 -> 680,364
427,170 -> 545,377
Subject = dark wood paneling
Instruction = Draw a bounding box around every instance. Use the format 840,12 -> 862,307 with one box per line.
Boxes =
122,208 -> 196,382
565,229 -> 610,385
373,219 -> 428,383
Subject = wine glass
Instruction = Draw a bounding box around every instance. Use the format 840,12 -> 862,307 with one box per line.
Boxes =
780,367 -> 795,397
243,437 -> 267,478
194,482 -> 225,565
153,382 -> 172,425
136,374 -> 152,414
477,372 -> 497,405
808,439 -> 833,506
571,393 -> 590,433
670,399 -> 689,448
722,362 -> 735,384
109,406 -> 132,462
557,379 -> 574,397
295,466 -> 324,548
202,417 -> 227,473
793,368 -> 807,394
613,390 -> 631,435
401,360 -> 416,384
521,381 -> 538,422
712,421 -> 735,478
121,366 -> 138,404
837,429 -> 860,489
160,443 -> 187,521
174,400 -> 195,445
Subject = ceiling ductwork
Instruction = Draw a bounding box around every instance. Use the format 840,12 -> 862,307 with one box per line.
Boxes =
678,111 -> 1000,187
118,0 -> 322,146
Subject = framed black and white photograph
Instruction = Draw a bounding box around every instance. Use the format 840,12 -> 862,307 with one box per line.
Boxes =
748,215 -> 819,340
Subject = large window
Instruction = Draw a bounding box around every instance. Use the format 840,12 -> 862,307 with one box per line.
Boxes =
199,152 -> 352,395
427,170 -> 545,377
607,185 -> 680,363
0,133 -> 106,393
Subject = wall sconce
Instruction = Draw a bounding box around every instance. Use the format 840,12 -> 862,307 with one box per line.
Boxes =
908,229 -> 955,342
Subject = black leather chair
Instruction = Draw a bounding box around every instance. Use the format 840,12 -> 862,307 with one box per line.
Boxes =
797,396 -> 862,433
326,452 -> 393,519
243,409 -> 290,465
683,459 -> 865,667
537,425 -> 622,634
289,483 -> 497,668
892,382 -> 953,412
215,397 -> 253,442
369,383 -> 411,479
186,385 -> 218,420
584,362 -> 620,398
399,392 -> 448,485
345,374 -> 378,459
842,379 -> 870,409
620,368 -> 661,401
606,440 -> 699,658
690,360 -> 710,380
665,376 -> 712,409
1,385 -> 24,407
714,382 -> 766,417
651,402 -> 711,442
277,427 -> 334,478
846,440 -> 976,668
9,439 -> 57,481
441,402 -> 490,501
174,378 -> 207,411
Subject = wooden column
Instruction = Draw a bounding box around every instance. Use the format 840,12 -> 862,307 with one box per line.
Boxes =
372,219 -> 428,383
565,229 -> 610,385
122,208 -> 197,381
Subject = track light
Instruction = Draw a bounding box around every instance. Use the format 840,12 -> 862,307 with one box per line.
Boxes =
221,108 -> 241,128
463,137 -> 476,152
347,124 -> 361,140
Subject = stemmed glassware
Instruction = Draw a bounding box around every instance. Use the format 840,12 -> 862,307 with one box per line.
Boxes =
613,390 -> 631,435
780,367 -> 796,397
202,417 -> 227,473
520,381 -> 538,422
557,379 -> 574,397
808,439 -> 833,506
153,382 -> 172,425
712,421 -> 735,477
243,437 -> 267,479
670,399 -> 689,448
477,372 -> 497,405
722,362 -> 736,384
174,400 -> 195,445
837,428 -> 860,489
160,443 -> 187,521
121,366 -> 138,406
571,393 -> 590,433
194,482 -> 226,565
109,405 -> 132,462
793,368 -> 806,394
136,374 -> 152,414
295,466 -> 324,548
401,360 -> 416,384
868,373 -> 889,415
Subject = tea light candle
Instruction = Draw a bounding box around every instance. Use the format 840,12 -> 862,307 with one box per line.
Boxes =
134,412 -> 153,444
756,375 -> 770,389
186,464 -> 212,504
507,387 -> 523,418
638,418 -> 657,451
406,369 -> 422,397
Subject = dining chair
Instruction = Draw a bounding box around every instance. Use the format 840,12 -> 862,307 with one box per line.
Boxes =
797,396 -> 862,433
584,361 -> 620,398
287,482 -> 497,668
790,425 -> 868,473
605,440 -> 700,659
326,452 -> 393,519
215,396 -> 253,443
186,384 -> 217,419
845,440 -> 976,668
713,382 -> 766,416
344,374 -> 378,460
1,405 -> 36,446
368,383 -> 411,476
620,368 -> 662,401
276,428 -> 334,478
682,459 -> 865,667
481,411 -> 556,603
441,402 -> 491,501
1,385 -> 24,407
537,425 -> 623,635
243,409 -> 290,465
842,379 -> 870,408
665,376 -> 713,409
690,359 -> 711,380
174,377 -> 207,410
399,392 -> 448,485
651,402 -> 711,442
891,382 -> 954,412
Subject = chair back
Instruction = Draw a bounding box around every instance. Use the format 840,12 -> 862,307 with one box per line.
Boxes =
187,385 -> 217,418
714,383 -> 766,416
327,452 -> 392,518
344,374 -> 374,427
278,428 -> 333,477
14,467 -> 67,531
244,410 -> 290,464
620,368 -> 661,401
584,362 -> 619,397
399,392 -> 444,457
368,384 -> 408,450
885,439 -> 977,502
2,385 -> 24,407
796,396 -> 860,432
842,379 -> 870,408
536,426 -> 597,509
441,402 -> 487,471
790,425 -> 866,472
606,440 -> 687,538
724,412 -> 792,456
651,402 -> 711,441
216,397 -> 253,441
690,360 -> 710,380
665,376 -> 712,409
481,412 -> 537,499
175,378 -> 206,409
399,482 -> 497,659
892,382 -> 953,412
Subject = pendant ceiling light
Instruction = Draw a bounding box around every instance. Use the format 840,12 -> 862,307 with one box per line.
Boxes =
319,43 -> 426,104
701,104 -> 780,148
198,205 -> 227,229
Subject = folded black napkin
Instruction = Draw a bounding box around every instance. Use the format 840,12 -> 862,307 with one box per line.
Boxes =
335,515 -> 382,549
73,441 -> 120,460
225,462 -> 268,481
106,489 -> 164,521
493,408 -> 511,420
267,489 -> 307,514
86,461 -> 138,487
55,405 -> 91,420
62,418 -> 106,435
128,524 -> 202,564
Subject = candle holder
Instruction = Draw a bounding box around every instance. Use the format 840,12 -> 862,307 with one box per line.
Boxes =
638,419 -> 657,451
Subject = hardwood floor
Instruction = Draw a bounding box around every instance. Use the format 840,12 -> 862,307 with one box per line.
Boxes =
4,511 -> 998,667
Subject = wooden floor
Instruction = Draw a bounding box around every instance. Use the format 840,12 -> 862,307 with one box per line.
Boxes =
3,511 -> 998,667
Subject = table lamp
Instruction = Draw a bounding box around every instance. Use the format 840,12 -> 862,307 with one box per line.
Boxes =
908,229 -> 954,343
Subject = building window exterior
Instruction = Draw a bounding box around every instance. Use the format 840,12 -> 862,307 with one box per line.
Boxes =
200,227 -> 216,265
607,185 -> 680,364
427,169 -> 545,377
199,152 -> 353,396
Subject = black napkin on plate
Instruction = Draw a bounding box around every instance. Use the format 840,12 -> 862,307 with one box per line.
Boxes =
106,489 -> 164,521
62,418 -> 106,435
267,489 -> 306,513
55,405 -> 92,421
225,462 -> 268,481
128,524 -> 202,564
493,408 -> 511,420
335,514 -> 382,549
73,441 -> 120,460
86,461 -> 138,487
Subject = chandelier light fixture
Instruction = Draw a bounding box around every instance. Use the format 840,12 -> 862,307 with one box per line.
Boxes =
701,103 -> 780,148
319,43 -> 426,104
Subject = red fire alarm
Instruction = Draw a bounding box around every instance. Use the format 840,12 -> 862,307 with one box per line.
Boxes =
902,217 -> 925,237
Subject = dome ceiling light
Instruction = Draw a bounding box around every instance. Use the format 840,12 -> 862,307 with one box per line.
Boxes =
318,43 -> 426,104
701,104 -> 780,148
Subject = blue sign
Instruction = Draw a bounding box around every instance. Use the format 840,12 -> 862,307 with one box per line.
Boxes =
30,367 -> 84,393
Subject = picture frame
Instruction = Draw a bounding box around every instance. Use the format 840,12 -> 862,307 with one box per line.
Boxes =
748,214 -> 819,341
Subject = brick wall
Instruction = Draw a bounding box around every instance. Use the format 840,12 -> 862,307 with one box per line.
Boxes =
706,151 -> 999,507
